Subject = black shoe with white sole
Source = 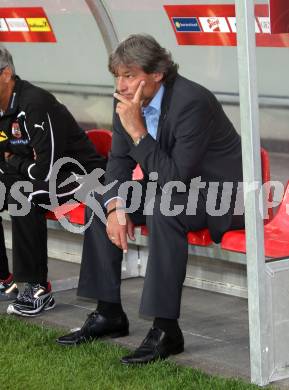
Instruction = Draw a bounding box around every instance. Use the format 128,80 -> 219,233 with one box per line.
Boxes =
0,274 -> 19,301
7,282 -> 55,317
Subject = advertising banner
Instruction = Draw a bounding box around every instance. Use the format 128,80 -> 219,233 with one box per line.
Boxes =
0,7 -> 56,42
270,0 -> 289,34
164,4 -> 289,47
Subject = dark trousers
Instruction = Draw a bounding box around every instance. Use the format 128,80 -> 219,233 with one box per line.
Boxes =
78,188 -> 244,319
0,172 -> 24,279
10,202 -> 48,283
0,171 -> 81,283
0,216 -> 9,278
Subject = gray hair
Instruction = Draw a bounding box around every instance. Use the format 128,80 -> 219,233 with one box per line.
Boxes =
108,34 -> 178,85
0,45 -> 15,75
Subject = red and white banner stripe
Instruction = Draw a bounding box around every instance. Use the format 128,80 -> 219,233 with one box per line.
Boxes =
0,7 -> 56,42
164,4 -> 289,47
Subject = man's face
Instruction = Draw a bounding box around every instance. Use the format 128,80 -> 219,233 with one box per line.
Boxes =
0,67 -> 8,101
113,64 -> 163,106
0,66 -> 14,111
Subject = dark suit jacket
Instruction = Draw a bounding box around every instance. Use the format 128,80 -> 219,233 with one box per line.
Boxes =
103,74 -> 243,242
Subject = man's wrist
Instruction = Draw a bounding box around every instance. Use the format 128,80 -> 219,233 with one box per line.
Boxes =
106,206 -> 126,218
133,132 -> 148,146
107,198 -> 125,212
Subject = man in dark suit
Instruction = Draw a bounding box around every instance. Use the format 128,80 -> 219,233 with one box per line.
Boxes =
57,34 -> 244,364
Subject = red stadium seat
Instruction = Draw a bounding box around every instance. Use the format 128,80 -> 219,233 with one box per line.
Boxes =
132,164 -> 144,181
261,147 -> 274,222
221,181 -> 289,258
140,225 -> 213,246
85,128 -> 113,158
46,129 -> 112,224
185,148 -> 272,246
187,229 -> 213,246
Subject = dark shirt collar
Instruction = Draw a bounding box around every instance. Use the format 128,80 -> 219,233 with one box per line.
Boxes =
4,76 -> 21,117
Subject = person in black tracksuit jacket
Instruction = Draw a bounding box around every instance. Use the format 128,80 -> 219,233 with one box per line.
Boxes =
0,46 -> 106,316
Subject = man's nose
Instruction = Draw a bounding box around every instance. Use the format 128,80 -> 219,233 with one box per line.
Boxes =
116,77 -> 127,93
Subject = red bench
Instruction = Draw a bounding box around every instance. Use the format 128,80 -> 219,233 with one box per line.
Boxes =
47,128 -> 289,260
139,147 -> 289,260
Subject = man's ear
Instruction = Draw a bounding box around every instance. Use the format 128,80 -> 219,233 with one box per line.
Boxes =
2,67 -> 13,83
153,72 -> 164,83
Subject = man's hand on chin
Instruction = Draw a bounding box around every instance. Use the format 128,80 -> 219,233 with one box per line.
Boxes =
114,81 -> 147,143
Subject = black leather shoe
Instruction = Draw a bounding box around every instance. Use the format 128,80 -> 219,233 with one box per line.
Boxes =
121,327 -> 184,365
56,311 -> 129,346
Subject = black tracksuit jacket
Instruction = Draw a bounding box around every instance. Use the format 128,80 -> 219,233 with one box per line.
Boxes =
0,77 -> 106,182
